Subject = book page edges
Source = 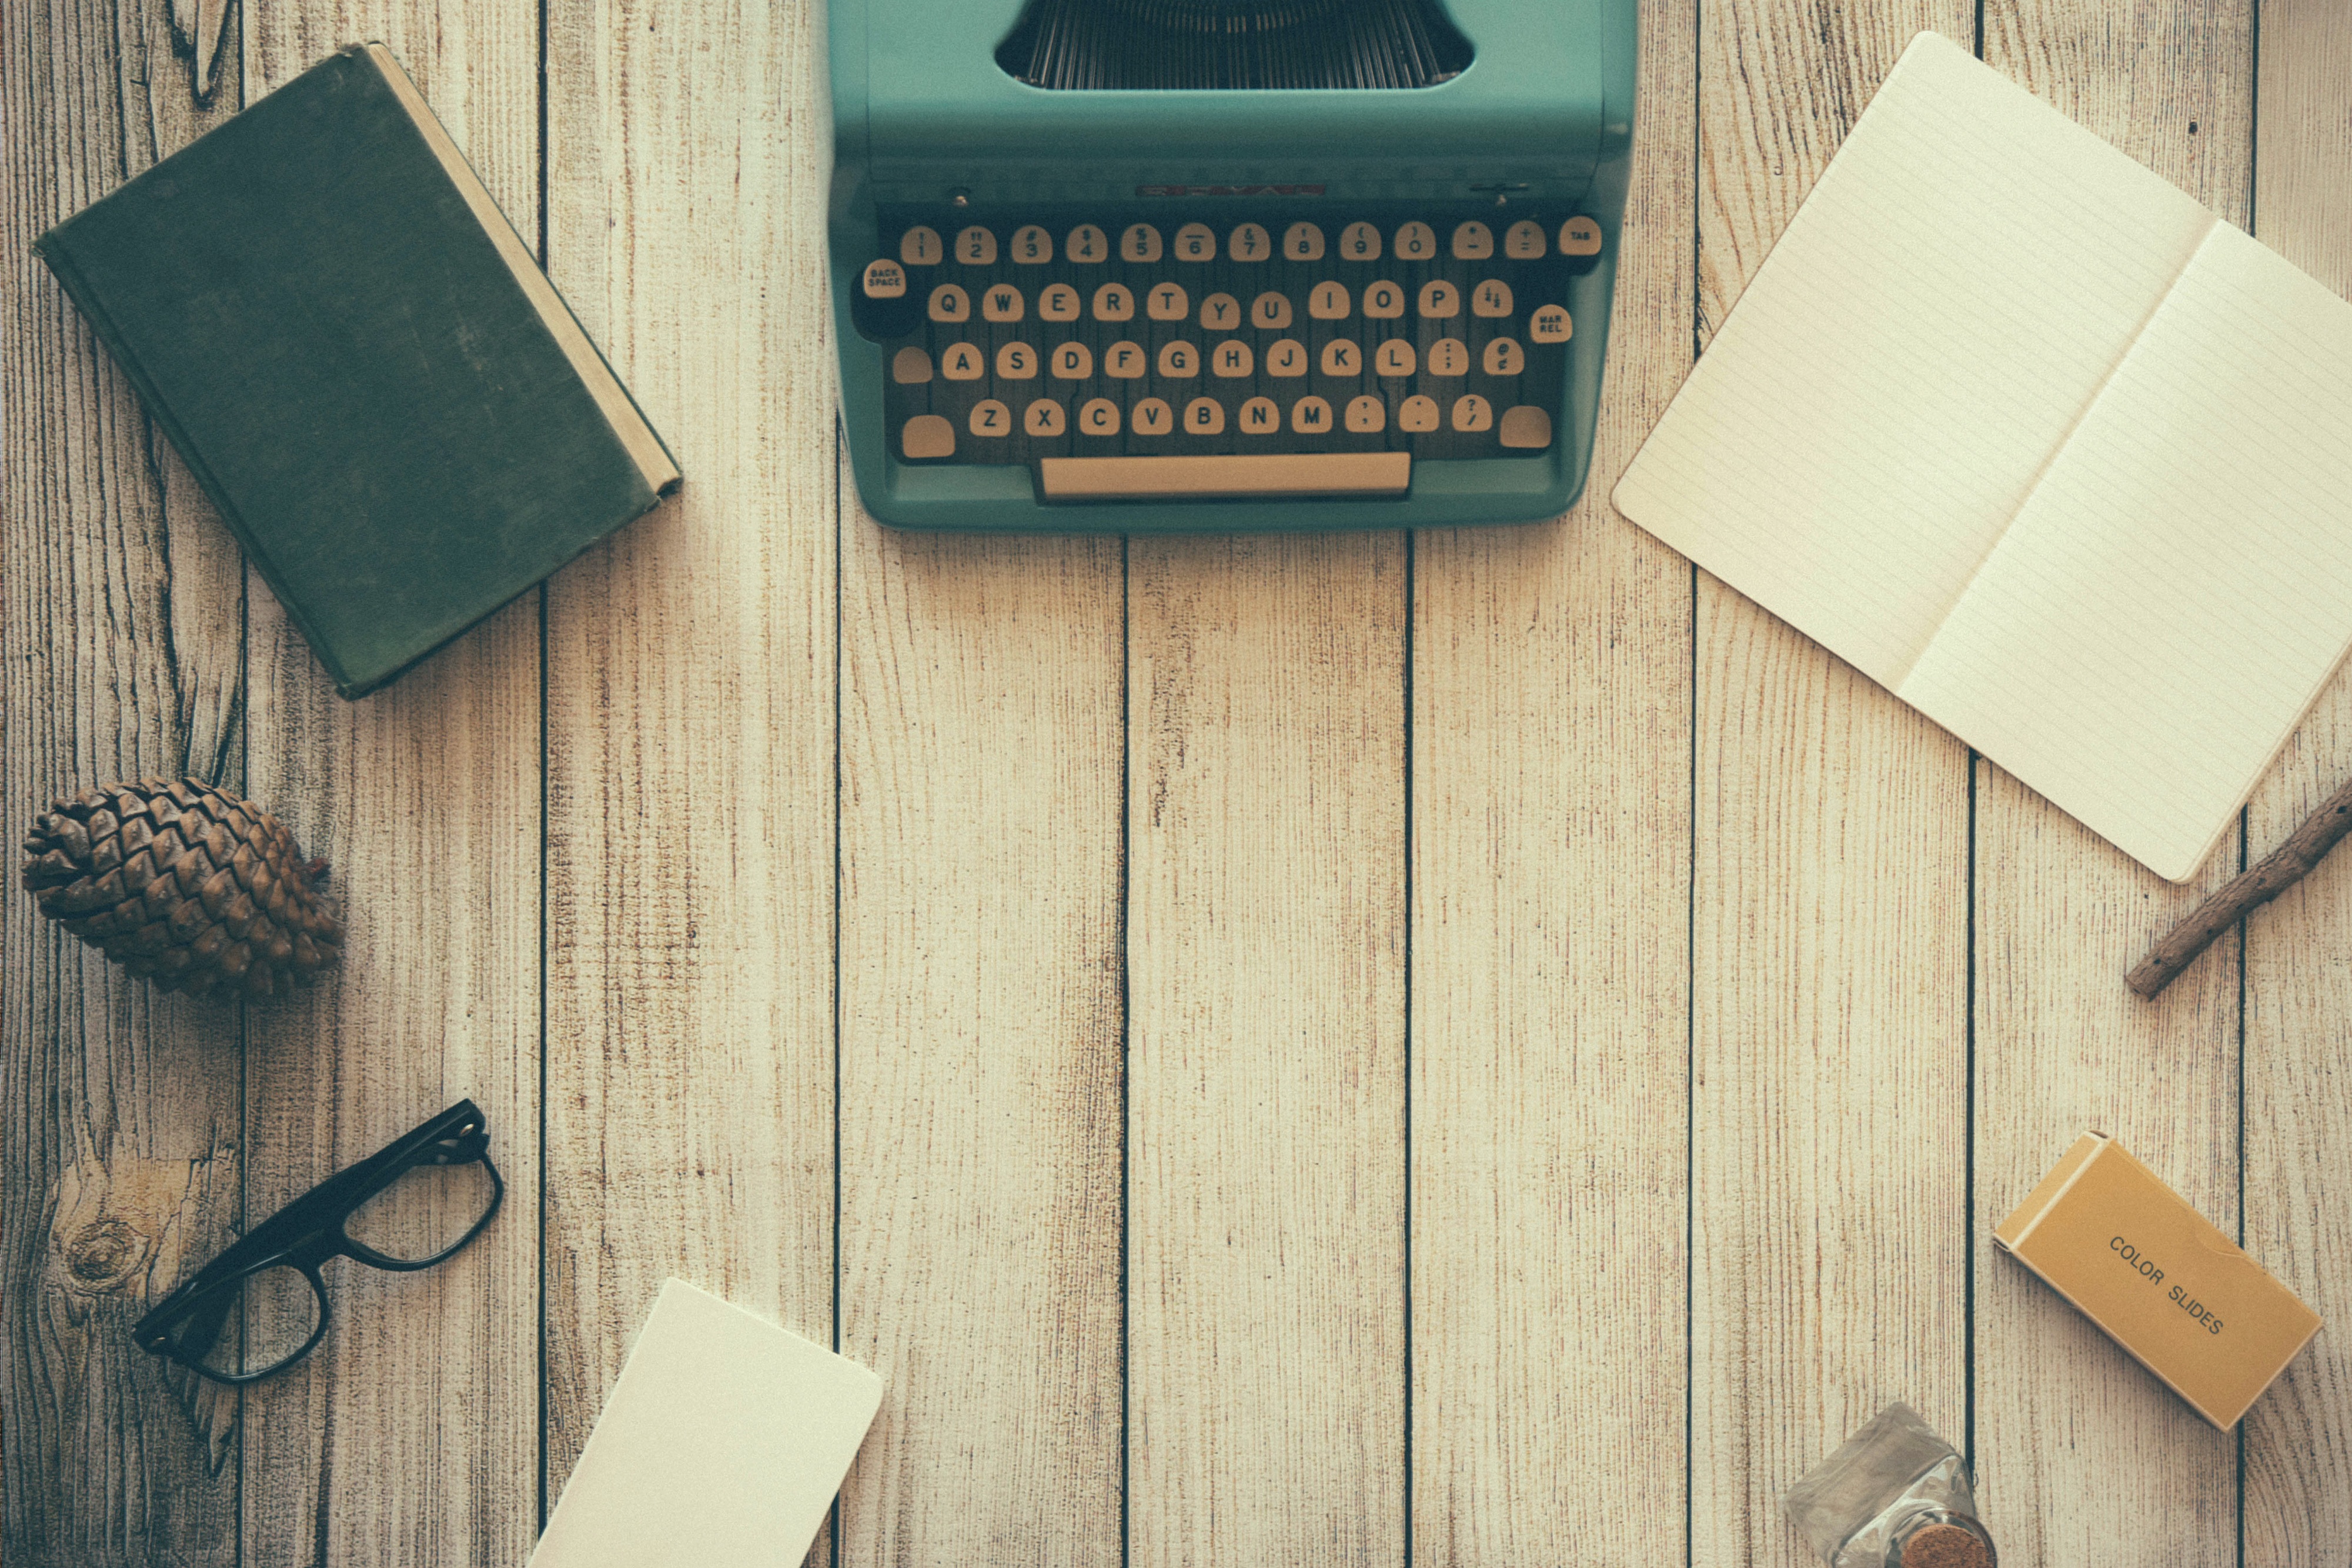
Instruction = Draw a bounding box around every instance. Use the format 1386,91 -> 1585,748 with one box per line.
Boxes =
362,44 -> 680,497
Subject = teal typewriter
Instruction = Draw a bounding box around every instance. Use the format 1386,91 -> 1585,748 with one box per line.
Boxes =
827,0 -> 1637,530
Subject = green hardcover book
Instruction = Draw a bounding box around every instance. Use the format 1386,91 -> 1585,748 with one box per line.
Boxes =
35,44 -> 679,698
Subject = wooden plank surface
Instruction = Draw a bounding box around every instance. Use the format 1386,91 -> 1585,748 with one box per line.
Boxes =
11,1 -> 2352,1562
1689,9 -> 1976,1567
836,521 -> 1124,1567
2243,4 -> 2352,1561
1969,11 -> 2253,1564
540,0 -> 838,1517
236,9 -> 543,1566
1,4 -> 248,1564
1405,0 -> 1696,1559
1127,533 -> 1406,1566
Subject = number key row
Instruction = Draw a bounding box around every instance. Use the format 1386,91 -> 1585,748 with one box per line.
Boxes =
886,217 -> 1604,268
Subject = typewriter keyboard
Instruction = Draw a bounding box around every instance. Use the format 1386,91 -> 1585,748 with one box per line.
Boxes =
854,211 -> 1599,500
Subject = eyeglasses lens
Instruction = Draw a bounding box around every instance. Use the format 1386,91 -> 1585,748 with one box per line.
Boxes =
172,1265 -> 323,1378
343,1156 -> 498,1263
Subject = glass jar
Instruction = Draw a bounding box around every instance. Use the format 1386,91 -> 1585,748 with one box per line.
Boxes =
1783,1403 -> 1997,1568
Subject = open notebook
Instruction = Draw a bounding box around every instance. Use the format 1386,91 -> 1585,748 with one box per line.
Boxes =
1615,31 -> 2352,882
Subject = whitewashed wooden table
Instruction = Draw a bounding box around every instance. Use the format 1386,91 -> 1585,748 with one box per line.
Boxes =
7,3 -> 2350,1564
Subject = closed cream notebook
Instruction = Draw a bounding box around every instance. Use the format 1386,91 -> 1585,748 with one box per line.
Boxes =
1614,31 -> 2352,882
530,1279 -> 883,1567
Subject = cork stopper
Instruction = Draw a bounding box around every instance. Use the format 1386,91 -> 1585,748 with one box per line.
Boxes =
1901,1521 -> 1992,1568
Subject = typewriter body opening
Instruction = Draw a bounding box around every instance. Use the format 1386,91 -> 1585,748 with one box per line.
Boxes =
829,0 -> 1638,531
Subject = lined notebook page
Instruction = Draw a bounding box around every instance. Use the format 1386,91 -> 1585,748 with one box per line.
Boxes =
1614,31 -> 2209,688
1614,30 -> 2352,881
1904,226 -> 2352,879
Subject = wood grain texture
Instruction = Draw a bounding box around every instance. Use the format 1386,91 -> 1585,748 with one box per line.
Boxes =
836,518 -> 1125,1568
1970,11 -> 2251,1563
1690,10 -> 1976,1568
2242,5 -> 2352,1560
1127,534 -> 1406,1566
235,10 -> 543,1566
2,2 -> 248,1564
1405,0 -> 1696,1559
541,0 -> 838,1515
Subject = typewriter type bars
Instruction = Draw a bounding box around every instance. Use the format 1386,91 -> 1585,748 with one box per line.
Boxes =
854,211 -> 1600,501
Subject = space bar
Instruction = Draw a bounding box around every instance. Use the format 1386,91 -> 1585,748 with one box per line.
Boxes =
1038,452 -> 1411,501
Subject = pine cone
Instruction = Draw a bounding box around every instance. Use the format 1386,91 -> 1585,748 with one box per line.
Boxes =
19,778 -> 342,998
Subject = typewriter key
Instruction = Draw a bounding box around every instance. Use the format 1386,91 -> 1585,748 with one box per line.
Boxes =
900,226 -> 944,266
1499,406 -> 1552,449
1011,225 -> 1053,264
1093,282 -> 1135,322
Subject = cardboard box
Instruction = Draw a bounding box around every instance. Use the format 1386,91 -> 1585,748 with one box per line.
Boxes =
1994,1132 -> 2321,1429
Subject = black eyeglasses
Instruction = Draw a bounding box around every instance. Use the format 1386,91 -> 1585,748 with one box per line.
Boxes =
135,1099 -> 504,1384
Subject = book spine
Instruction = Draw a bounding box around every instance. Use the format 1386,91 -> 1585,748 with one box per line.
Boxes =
34,228 -> 356,694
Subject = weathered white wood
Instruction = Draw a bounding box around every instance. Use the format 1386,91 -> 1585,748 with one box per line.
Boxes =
836,514 -> 1125,1568
1689,11 -> 1976,1567
1406,0 -> 1696,1559
1127,534 -> 1407,1566
2242,6 -> 2352,1560
1,3 -> 247,1563
541,0 -> 838,1521
235,11 -> 543,1566
1969,12 -> 2251,1563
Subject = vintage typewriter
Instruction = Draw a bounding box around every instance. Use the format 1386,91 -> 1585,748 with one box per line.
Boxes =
827,0 -> 1637,530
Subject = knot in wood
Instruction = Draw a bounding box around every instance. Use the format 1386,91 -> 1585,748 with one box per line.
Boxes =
61,1215 -> 150,1293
